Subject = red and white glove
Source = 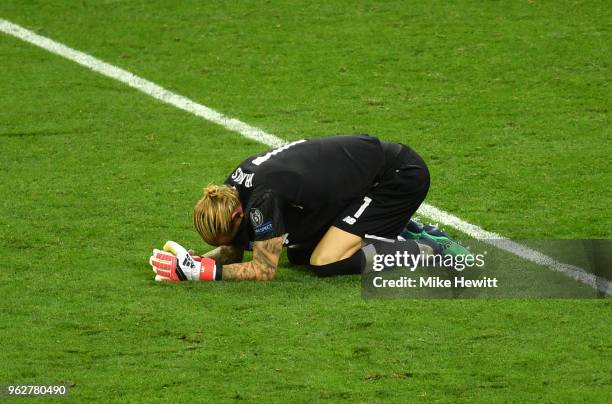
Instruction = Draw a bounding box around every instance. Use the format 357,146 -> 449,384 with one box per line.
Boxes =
149,240 -> 220,282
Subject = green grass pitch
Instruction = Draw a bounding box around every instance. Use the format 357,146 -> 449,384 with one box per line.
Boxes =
1,1 -> 610,402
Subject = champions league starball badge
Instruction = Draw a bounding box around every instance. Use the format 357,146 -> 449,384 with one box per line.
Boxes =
250,208 -> 264,227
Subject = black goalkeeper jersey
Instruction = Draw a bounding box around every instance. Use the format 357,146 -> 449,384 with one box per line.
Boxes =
224,134 -> 403,248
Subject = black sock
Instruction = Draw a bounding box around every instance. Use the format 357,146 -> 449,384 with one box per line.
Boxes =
309,239 -> 426,277
366,239 -> 420,256
310,252 -> 364,277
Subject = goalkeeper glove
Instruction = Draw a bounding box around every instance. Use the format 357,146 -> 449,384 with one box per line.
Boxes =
149,240 -> 221,282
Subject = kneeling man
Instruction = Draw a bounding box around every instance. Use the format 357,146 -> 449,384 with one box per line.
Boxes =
150,134 -> 467,282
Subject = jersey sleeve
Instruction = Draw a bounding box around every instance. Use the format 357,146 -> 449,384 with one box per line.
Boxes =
247,190 -> 285,241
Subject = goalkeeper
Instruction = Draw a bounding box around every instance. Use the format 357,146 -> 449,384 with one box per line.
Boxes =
149,134 -> 469,281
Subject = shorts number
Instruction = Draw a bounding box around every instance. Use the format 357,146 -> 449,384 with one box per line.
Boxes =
353,197 -> 372,218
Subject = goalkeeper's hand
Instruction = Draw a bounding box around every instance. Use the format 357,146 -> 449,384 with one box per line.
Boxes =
149,240 -> 221,282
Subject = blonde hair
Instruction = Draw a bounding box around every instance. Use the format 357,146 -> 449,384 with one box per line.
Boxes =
193,184 -> 240,244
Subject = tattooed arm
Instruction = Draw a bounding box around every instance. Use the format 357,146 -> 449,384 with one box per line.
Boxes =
202,245 -> 244,265
221,236 -> 284,281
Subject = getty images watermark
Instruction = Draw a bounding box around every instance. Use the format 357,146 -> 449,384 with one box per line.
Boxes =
370,250 -> 497,289
362,240 -> 611,298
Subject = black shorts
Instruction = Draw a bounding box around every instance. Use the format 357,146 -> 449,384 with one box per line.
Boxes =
333,143 -> 430,240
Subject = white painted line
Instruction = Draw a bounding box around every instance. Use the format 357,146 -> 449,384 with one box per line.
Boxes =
1,18 -> 608,296
0,19 -> 285,149
419,204 -> 608,295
